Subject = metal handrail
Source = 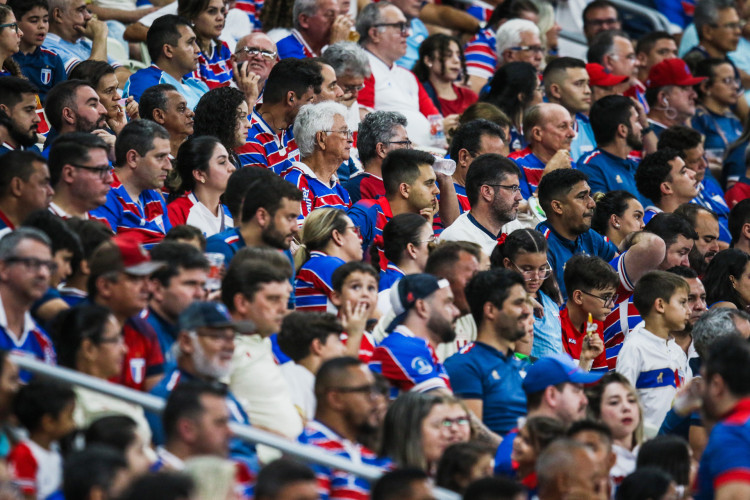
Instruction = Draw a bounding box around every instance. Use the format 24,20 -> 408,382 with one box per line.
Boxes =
606,0 -> 673,32
10,355 -> 461,500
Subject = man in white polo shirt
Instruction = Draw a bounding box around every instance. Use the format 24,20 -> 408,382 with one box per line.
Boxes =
356,1 -> 438,147
440,154 -> 524,257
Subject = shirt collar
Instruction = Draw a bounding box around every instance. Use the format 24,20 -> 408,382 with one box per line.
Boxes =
467,212 -> 500,240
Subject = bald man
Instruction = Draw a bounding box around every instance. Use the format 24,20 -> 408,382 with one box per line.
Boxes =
508,103 -> 576,199
537,439 -> 607,500
233,33 -> 278,105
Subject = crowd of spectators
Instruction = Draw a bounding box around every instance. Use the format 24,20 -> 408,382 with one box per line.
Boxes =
3,0 -> 750,498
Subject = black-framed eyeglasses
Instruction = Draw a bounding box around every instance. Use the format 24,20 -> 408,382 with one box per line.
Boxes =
509,45 -> 544,54
584,17 -> 619,27
385,139 -> 413,149
69,163 -> 114,180
485,183 -> 521,194
0,23 -> 19,34
331,384 -> 380,396
374,22 -> 410,35
235,46 -> 277,60
324,129 -> 354,140
4,257 -> 58,274
581,290 -> 616,308
342,83 -> 365,95
511,261 -> 552,281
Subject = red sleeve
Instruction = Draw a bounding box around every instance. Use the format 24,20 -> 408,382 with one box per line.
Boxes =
167,197 -> 189,228
8,443 -> 38,495
357,73 -> 375,109
416,77 -> 440,117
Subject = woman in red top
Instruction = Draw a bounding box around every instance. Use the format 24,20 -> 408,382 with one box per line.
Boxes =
413,34 -> 478,120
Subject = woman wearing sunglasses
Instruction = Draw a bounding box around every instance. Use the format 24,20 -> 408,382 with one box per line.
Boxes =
491,228 -> 562,358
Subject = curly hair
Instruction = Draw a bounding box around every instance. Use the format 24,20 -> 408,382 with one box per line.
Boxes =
193,87 -> 246,165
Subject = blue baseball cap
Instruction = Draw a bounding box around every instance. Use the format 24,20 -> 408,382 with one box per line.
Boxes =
178,301 -> 255,333
386,273 -> 450,332
522,353 -> 604,394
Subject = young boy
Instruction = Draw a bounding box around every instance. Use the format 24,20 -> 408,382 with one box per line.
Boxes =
331,261 -> 380,362
561,255 -> 616,373
8,380 -> 76,500
8,0 -> 67,102
616,270 -> 690,433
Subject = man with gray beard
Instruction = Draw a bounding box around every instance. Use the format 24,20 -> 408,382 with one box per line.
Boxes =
146,301 -> 259,463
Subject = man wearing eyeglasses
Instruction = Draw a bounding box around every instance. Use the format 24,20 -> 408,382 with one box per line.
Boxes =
232,32 -> 277,105
582,0 -> 621,42
439,154 -> 524,257
588,31 -> 646,109
123,15 -> 208,111
48,132 -> 113,220
0,228 -> 57,381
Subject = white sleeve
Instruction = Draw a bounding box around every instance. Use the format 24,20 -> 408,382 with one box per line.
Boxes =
139,2 -> 177,28
615,339 -> 641,387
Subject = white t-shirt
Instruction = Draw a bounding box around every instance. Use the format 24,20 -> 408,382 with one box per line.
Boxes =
615,323 -> 687,435
439,211 -> 524,257
279,362 -> 316,421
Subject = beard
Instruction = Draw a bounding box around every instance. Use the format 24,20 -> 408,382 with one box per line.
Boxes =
75,114 -> 106,133
191,337 -> 232,380
427,313 -> 456,344
9,122 -> 38,148
626,128 -> 643,151
261,221 -> 292,249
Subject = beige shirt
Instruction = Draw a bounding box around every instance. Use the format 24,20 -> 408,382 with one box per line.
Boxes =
74,386 -> 153,449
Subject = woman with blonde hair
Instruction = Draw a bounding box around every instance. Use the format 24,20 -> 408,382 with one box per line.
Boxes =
294,208 -> 363,314
587,372 -> 645,487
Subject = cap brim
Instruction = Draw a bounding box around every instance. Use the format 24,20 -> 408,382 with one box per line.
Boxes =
125,261 -> 166,276
569,370 -> 606,385
593,75 -> 629,86
677,76 -> 707,86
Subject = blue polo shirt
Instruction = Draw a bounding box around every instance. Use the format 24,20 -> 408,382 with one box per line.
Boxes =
145,308 -> 178,372
12,47 -> 67,102
576,148 -> 647,206
444,342 -> 529,435
693,174 -> 731,243
691,107 -> 743,153
536,221 -> 618,300
123,64 -> 209,110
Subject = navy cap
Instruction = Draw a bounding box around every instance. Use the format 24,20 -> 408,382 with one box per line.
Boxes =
522,353 -> 604,394
178,301 -> 255,333
386,273 -> 450,332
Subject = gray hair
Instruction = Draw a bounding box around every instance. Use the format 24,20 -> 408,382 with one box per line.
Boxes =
0,228 -> 51,260
357,1 -> 390,46
46,0 -> 68,16
293,0 -> 320,30
321,42 -> 372,79
692,307 -> 750,359
294,101 -> 348,157
357,111 -> 408,166
695,0 -> 736,37
496,19 -> 540,64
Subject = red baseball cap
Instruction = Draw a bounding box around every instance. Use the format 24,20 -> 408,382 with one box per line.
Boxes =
586,63 -> 629,87
646,58 -> 706,88
89,235 -> 165,278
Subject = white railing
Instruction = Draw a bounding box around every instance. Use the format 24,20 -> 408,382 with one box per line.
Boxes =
10,355 -> 461,500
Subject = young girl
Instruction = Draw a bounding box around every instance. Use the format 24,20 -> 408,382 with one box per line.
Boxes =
492,228 -> 562,358
511,416 -> 566,492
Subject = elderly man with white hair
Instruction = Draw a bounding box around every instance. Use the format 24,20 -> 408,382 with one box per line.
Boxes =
321,42 -> 373,131
281,102 -> 353,224
496,18 -> 544,71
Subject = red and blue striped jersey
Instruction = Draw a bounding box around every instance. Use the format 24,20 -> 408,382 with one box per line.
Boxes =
696,398 -> 750,500
347,197 -> 393,270
237,110 -> 299,174
509,146 -> 545,199
602,295 -> 641,371
379,263 -> 405,291
234,0 -> 264,28
370,325 -> 451,394
343,172 -> 385,204
297,420 -> 391,500
464,28 -> 497,81
455,182 -> 470,213
277,30 -> 316,60
192,40 -> 233,89
89,175 -> 171,249
465,0 -> 494,23
282,162 -> 352,224
295,251 -> 345,313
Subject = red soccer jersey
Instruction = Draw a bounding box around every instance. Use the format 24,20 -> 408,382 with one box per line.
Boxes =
560,307 -> 608,372
113,316 -> 164,391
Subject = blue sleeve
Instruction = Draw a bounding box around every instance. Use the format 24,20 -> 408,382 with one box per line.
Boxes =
654,0 -> 692,28
657,408 -> 692,439
276,37 -> 306,60
444,355 -> 483,399
52,53 -> 67,88
691,112 -> 712,138
347,204 -> 375,248
703,425 -> 750,486
205,239 -> 236,265
577,161 -> 608,196
89,197 -> 121,234
123,71 -> 159,102
725,145 -> 747,182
